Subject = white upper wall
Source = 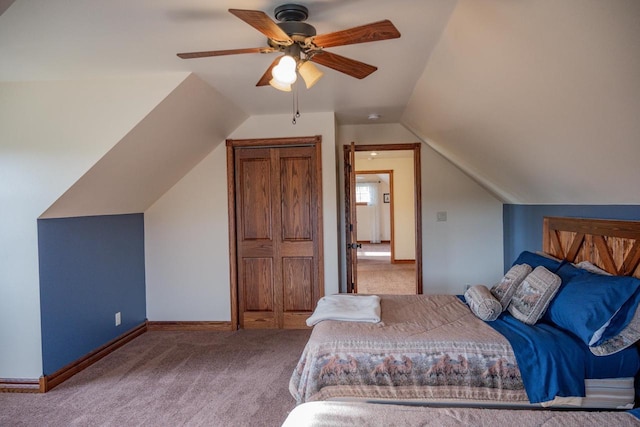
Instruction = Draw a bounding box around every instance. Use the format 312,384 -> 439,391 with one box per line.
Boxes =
145,142 -> 233,321
0,74 -> 188,378
403,0 -> 640,204
145,112 -> 339,321
420,139 -> 504,294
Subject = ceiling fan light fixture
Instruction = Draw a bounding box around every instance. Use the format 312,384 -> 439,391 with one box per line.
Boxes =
298,61 -> 323,89
272,55 -> 298,85
269,78 -> 292,92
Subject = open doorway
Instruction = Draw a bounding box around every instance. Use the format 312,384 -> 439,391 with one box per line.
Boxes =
354,170 -> 415,294
344,143 -> 422,294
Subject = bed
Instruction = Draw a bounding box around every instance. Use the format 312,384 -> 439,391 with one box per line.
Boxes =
289,217 -> 640,409
282,401 -> 640,426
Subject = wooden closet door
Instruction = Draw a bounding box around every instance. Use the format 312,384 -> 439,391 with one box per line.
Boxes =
234,144 -> 321,329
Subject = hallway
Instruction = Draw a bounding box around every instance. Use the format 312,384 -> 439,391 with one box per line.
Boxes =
356,243 -> 416,295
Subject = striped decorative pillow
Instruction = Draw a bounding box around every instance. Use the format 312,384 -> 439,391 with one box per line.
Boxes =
465,285 -> 502,321
490,264 -> 532,311
508,266 -> 561,325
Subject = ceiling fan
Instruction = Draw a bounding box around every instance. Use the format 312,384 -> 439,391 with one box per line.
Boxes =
177,4 -> 401,91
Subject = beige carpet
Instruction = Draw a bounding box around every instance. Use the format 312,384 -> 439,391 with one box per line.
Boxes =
0,329 -> 311,427
357,243 -> 416,294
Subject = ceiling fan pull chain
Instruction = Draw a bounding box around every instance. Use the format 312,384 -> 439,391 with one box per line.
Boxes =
292,80 -> 300,124
291,88 -> 296,125
295,83 -> 301,119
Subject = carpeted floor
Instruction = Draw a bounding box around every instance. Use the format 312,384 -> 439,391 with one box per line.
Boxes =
357,243 -> 416,294
0,329 -> 311,427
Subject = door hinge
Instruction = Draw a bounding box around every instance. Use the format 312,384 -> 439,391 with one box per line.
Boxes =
349,223 -> 353,232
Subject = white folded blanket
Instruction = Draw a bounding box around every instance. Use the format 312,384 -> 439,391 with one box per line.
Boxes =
306,294 -> 381,326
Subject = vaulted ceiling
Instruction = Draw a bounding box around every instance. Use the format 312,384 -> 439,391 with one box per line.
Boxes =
403,0 -> 640,204
2,0 -> 639,205
0,0 -> 454,124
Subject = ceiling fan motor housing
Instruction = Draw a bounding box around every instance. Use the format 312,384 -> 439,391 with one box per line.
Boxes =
275,4 -> 316,38
278,21 -> 316,38
274,4 -> 309,22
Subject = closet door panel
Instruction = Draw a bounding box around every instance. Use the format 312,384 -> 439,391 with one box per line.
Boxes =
280,155 -> 313,241
282,257 -> 313,312
230,137 -> 323,329
235,148 -> 278,328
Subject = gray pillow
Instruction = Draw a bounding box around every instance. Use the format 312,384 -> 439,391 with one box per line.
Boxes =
508,266 -> 561,325
575,260 -> 612,276
490,264 -> 532,311
465,285 -> 502,321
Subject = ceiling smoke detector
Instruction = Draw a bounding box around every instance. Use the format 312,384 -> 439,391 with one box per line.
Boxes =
368,113 -> 381,121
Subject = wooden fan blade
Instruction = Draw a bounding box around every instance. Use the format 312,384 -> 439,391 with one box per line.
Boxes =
177,47 -> 275,59
309,20 -> 400,48
229,9 -> 293,45
310,51 -> 377,79
256,57 -> 281,86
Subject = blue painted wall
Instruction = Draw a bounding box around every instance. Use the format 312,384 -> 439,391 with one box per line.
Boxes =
38,214 -> 146,375
503,205 -> 640,271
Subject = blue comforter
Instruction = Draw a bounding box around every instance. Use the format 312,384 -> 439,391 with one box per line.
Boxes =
488,312 -> 640,403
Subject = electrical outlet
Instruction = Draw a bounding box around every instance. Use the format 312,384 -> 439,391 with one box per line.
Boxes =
437,211 -> 447,222
115,312 -> 121,326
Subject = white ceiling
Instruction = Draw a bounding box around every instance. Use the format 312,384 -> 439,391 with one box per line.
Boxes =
3,0 -> 640,205
355,149 -> 413,160
0,0 -> 456,124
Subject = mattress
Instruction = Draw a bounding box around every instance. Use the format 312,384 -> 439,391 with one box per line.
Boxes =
580,378 -> 636,409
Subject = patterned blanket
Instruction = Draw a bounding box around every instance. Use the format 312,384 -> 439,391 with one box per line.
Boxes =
289,294 -> 529,404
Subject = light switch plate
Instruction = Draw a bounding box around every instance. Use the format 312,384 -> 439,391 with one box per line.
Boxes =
437,211 -> 447,222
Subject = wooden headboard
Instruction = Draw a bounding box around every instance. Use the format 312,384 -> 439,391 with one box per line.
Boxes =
542,217 -> 640,279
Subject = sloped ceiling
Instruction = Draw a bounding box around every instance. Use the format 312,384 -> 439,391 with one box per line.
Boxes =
403,0 -> 640,204
0,0 -> 455,125
2,1 -> 639,205
0,0 -> 15,16
40,74 -> 247,218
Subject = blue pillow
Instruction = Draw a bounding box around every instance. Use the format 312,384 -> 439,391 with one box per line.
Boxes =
597,287 -> 640,344
512,251 -> 562,272
544,262 -> 640,346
